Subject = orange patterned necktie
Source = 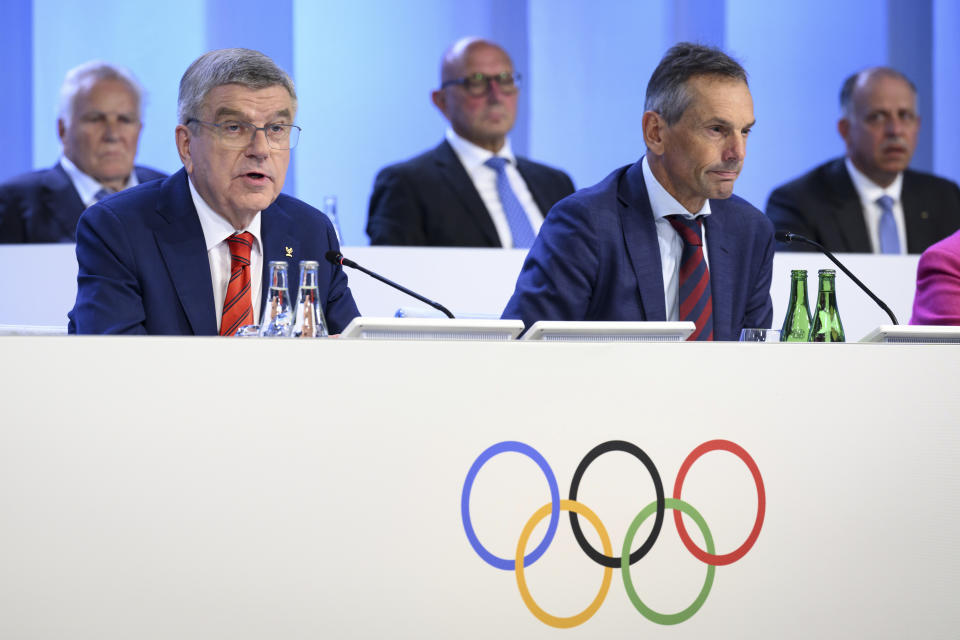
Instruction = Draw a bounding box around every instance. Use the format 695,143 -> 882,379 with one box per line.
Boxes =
220,232 -> 255,336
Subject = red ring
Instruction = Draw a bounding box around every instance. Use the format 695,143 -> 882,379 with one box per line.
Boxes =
672,440 -> 765,566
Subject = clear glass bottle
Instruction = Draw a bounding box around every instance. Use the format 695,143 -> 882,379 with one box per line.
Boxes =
292,260 -> 329,338
323,195 -> 343,244
809,269 -> 845,342
780,269 -> 812,342
258,261 -> 294,337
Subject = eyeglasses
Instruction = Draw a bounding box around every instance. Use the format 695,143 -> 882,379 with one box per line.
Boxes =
440,72 -> 521,97
186,119 -> 302,150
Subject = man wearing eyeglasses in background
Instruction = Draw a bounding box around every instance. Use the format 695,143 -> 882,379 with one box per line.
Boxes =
0,61 -> 166,243
69,48 -> 359,335
366,37 -> 575,247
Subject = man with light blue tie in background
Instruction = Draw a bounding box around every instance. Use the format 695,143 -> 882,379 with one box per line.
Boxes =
767,67 -> 960,254
366,37 -> 574,247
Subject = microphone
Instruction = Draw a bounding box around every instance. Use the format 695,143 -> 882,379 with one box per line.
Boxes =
324,251 -> 455,319
775,231 -> 898,325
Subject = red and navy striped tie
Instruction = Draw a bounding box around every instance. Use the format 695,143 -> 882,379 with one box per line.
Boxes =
220,232 -> 254,337
667,216 -> 714,341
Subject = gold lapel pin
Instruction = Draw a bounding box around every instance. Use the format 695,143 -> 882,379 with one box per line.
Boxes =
285,246 -> 294,257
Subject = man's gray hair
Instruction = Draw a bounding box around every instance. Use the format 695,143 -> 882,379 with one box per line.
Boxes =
644,42 -> 748,125
839,67 -> 917,118
177,48 -> 297,124
58,60 -> 144,128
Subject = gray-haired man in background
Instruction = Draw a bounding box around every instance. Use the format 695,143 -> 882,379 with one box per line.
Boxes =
0,60 -> 166,243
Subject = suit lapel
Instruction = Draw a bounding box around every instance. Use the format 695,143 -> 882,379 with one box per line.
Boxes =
434,141 -> 500,246
702,204 -> 737,340
827,160 -> 872,252
259,200 -> 300,297
41,164 -> 86,240
901,171 -> 931,253
516,158 -> 548,218
153,170 -> 218,335
618,161 -> 666,321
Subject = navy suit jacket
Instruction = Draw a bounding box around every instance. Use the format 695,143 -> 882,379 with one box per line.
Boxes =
766,157 -> 960,253
68,168 -> 360,335
502,159 -> 775,341
366,140 -> 575,246
0,162 -> 167,243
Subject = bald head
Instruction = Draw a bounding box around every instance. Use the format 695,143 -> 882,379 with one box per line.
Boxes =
439,37 -> 512,85
432,37 -> 519,152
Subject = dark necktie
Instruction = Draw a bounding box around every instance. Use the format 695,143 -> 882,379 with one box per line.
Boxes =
484,156 -> 535,248
93,188 -> 112,202
667,216 -> 714,341
221,232 -> 255,336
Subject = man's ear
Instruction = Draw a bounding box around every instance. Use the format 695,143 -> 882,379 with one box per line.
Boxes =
642,111 -> 666,155
431,89 -> 446,115
175,125 -> 192,173
837,117 -> 850,143
57,119 -> 67,142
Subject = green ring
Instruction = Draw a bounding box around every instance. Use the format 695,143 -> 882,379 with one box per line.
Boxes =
621,498 -> 716,625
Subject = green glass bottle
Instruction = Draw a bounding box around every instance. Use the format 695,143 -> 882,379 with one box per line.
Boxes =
780,269 -> 812,342
809,269 -> 845,342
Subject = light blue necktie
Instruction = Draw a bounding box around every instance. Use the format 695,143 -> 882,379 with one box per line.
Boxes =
484,156 -> 535,249
876,195 -> 900,254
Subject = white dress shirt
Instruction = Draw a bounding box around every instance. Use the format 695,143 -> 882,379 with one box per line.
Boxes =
188,177 -> 264,330
641,156 -> 712,321
845,157 -> 906,254
445,128 -> 543,248
60,155 -> 139,207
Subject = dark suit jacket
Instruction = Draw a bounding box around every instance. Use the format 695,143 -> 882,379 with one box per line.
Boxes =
502,159 -> 775,341
68,168 -> 360,335
0,162 -> 167,243
366,140 -> 575,246
766,157 -> 960,253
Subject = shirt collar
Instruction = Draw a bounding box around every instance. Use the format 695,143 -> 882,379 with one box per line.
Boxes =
188,175 -> 263,253
845,157 -> 903,204
60,155 -> 138,207
445,127 -> 516,171
641,155 -> 711,221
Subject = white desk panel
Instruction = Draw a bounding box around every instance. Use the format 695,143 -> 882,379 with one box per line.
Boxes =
0,338 -> 957,638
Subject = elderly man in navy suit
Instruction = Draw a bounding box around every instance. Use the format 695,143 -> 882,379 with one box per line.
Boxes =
503,43 -> 774,341
0,61 -> 166,243
68,48 -> 359,335
366,37 -> 575,248
767,67 -> 960,254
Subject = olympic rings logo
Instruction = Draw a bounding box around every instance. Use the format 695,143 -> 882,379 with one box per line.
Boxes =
460,439 -> 765,627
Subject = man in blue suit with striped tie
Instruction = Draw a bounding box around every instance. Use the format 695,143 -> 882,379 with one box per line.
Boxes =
502,43 -> 774,341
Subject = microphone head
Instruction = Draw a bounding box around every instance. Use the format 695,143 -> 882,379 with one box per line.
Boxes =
324,250 -> 343,265
774,230 -> 793,244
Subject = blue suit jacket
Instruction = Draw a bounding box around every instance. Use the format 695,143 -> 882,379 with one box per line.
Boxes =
502,159 -> 774,341
68,168 -> 360,335
0,162 -> 167,243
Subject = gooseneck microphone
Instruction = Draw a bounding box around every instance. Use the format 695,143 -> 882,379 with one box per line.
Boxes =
325,251 -> 455,319
775,231 -> 898,325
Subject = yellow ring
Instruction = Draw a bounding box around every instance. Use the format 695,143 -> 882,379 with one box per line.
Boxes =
515,499 -> 613,628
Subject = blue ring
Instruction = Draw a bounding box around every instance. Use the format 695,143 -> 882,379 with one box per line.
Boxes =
461,441 -> 560,570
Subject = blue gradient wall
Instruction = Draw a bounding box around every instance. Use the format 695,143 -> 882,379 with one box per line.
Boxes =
5,0 -> 959,245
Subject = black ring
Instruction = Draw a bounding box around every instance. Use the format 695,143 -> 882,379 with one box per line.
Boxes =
568,440 -> 665,568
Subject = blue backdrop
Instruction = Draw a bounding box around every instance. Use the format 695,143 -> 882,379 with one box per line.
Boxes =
4,0 -> 958,246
